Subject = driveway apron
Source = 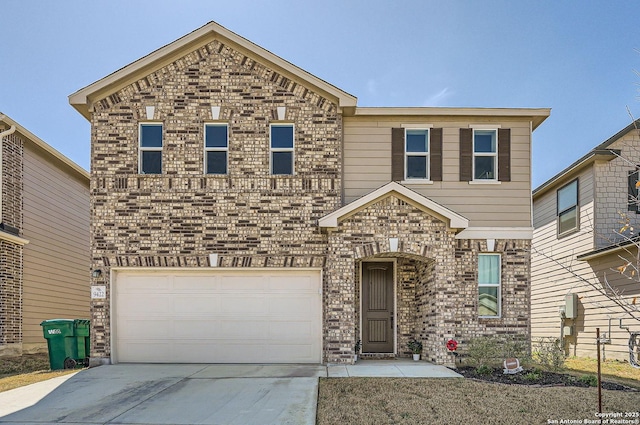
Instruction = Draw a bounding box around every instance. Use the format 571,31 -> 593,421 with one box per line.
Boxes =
0,364 -> 325,425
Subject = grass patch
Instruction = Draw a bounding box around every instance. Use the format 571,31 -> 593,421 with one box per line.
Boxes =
565,357 -> 640,390
0,353 -> 78,393
317,378 -> 640,425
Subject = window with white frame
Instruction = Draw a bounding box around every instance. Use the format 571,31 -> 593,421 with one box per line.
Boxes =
473,129 -> 497,180
139,123 -> 163,174
557,179 -> 579,236
204,123 -> 228,175
405,129 -> 429,179
478,253 -> 501,317
270,124 -> 294,175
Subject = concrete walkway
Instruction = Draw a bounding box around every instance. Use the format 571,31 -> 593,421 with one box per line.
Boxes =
327,359 -> 463,378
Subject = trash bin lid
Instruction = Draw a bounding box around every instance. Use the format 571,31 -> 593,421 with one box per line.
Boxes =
40,319 -> 75,325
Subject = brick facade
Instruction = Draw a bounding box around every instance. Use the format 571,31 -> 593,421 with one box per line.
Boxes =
0,132 -> 24,355
89,39 -> 341,361
324,195 -> 530,365
85,30 -> 533,365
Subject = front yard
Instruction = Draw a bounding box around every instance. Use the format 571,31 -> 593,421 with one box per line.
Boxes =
317,377 -> 639,425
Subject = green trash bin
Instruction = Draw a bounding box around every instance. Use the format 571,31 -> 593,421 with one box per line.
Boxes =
40,319 -> 90,370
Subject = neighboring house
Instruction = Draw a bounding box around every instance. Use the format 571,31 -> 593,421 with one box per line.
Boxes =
0,113 -> 90,356
69,21 -> 549,366
532,120 -> 640,362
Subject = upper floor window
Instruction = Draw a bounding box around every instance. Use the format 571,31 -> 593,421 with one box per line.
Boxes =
405,129 -> 429,180
204,124 -> 228,175
478,253 -> 501,318
557,179 -> 579,236
270,124 -> 294,175
473,129 -> 497,180
139,123 -> 163,174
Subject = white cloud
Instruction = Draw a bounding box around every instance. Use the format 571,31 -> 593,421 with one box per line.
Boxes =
423,88 -> 453,106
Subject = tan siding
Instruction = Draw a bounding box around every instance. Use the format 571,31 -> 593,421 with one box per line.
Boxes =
22,145 -> 90,347
532,166 -> 638,361
343,116 -> 533,227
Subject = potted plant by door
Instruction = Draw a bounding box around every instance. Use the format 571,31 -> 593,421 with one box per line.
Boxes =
354,339 -> 361,362
408,339 -> 422,361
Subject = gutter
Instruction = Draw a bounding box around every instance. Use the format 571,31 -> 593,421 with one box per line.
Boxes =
0,124 -> 17,225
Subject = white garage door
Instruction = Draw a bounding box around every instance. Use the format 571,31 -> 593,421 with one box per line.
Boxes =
113,269 -> 322,364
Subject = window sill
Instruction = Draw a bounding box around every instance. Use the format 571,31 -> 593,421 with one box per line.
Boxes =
478,315 -> 502,320
401,179 -> 433,185
468,180 -> 501,185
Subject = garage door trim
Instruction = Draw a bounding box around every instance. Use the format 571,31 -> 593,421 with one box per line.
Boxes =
109,267 -> 323,364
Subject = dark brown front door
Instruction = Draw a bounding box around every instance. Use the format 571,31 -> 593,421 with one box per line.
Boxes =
362,261 -> 394,353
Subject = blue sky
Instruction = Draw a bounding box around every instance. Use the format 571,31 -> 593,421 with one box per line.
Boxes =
1,1 -> 639,187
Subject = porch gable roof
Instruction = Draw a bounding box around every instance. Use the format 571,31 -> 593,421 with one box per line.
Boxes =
319,182 -> 469,229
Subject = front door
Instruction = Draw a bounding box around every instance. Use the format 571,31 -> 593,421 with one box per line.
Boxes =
362,261 -> 394,353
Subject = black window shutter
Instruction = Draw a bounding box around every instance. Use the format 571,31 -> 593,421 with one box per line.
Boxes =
392,128 -> 404,181
628,169 -> 639,213
459,128 -> 472,181
498,128 -> 511,182
430,128 -> 443,181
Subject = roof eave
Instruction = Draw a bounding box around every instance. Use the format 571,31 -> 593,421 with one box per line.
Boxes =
533,149 -> 621,199
0,113 -> 90,181
352,107 -> 550,129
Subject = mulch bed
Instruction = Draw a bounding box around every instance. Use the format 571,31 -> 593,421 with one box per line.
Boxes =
454,366 -> 637,392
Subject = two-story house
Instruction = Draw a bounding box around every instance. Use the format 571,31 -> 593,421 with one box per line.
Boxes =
0,113 -> 90,357
532,120 -> 640,362
69,21 -> 549,366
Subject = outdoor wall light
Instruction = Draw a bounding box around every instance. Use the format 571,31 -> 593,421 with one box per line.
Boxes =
91,269 -> 102,279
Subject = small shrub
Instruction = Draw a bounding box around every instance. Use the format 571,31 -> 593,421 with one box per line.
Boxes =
532,337 -> 565,371
578,374 -> 598,387
466,335 -> 530,368
466,336 -> 501,367
407,339 -> 422,354
523,370 -> 542,381
475,365 -> 494,376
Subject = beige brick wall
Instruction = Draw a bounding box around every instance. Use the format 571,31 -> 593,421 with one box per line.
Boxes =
0,132 -> 24,354
89,39 -> 342,361
324,195 -> 530,365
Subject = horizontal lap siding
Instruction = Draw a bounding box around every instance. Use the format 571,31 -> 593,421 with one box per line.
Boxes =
532,168 -> 639,360
343,117 -> 533,227
22,146 -> 90,347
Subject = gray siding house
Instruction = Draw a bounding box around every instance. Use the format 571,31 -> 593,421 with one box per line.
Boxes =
0,113 -> 90,356
69,21 -> 549,366
532,120 -> 640,361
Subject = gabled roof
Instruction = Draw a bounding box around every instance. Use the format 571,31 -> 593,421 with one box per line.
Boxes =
69,21 -> 357,120
318,181 -> 469,229
0,113 -> 89,181
533,119 -> 640,198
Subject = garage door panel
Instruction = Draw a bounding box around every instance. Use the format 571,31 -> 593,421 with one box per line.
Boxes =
270,275 -> 316,291
172,275 -> 217,291
122,275 -> 172,292
270,296 -> 315,315
117,296 -> 173,314
173,296 -> 219,314
219,275 -> 265,291
219,296 -> 268,314
114,269 -> 321,363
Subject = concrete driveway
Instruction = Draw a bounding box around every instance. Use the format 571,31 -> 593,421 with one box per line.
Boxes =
0,364 -> 325,425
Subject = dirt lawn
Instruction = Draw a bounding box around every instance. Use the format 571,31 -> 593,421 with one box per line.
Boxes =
317,378 -> 640,425
0,353 -> 77,393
